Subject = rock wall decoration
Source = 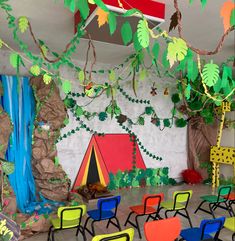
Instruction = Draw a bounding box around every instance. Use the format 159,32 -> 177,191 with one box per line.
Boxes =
30,76 -> 70,202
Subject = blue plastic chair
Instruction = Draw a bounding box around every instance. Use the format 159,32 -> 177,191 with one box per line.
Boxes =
179,217 -> 225,241
84,195 -> 121,237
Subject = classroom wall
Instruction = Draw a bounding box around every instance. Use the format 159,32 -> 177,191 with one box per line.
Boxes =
0,49 -> 234,185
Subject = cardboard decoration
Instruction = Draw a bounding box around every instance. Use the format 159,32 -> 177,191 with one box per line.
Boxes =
0,213 -> 20,241
72,134 -> 146,189
74,0 -> 165,45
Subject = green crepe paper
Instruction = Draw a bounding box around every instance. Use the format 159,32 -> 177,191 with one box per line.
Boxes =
98,112 -> 108,121
145,106 -> 154,115
62,80 -> 72,94
77,0 -> 89,20
171,93 -> 180,104
137,19 -> 149,48
152,42 -> 160,59
175,118 -> 187,127
121,21 -> 133,45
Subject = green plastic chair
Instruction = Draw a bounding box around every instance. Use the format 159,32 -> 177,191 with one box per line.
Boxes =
160,190 -> 193,227
92,228 -> 134,241
47,205 -> 86,241
224,217 -> 235,241
194,185 -> 232,218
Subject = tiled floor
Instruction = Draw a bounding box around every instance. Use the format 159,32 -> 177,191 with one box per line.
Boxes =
25,184 -> 234,241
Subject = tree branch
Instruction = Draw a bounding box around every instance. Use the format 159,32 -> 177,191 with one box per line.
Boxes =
173,0 -> 234,55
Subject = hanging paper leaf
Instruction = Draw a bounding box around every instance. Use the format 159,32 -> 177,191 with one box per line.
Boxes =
96,8 -> 108,27
138,116 -> 145,125
62,80 -> 72,94
108,12 -> 117,35
175,118 -> 187,127
139,69 -> 147,81
0,38 -> 3,48
167,37 -> 188,67
54,156 -> 59,166
77,0 -> 89,20
9,53 -> 19,68
202,61 -> 219,87
40,45 -> 48,58
169,11 -> 181,32
75,105 -> 83,117
152,42 -> 160,59
171,93 -> 180,103
137,19 -> 149,48
114,105 -> 121,115
43,73 -> 52,85
93,0 -> 109,12
121,21 -> 133,45
184,84 -> 191,100
163,119 -> 171,127
200,0 -> 208,9
145,106 -> 154,115
162,49 -> 170,69
18,16 -> 29,33
230,8 -> 235,26
30,65 -> 40,76
133,32 -> 142,52
88,0 -> 95,4
98,112 -> 108,121
109,70 -> 116,81
78,70 -> 85,83
1,161 -> 15,175
213,76 -> 222,92
220,1 -> 235,32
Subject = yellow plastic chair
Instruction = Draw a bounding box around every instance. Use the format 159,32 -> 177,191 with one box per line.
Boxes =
47,205 -> 86,241
160,190 -> 193,227
92,228 -> 134,241
224,217 -> 235,241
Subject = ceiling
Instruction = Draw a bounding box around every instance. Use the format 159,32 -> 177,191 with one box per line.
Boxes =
0,0 -> 234,65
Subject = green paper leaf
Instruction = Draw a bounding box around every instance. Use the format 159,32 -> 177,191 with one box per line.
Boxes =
43,73 -> 52,85
133,32 -> 142,52
145,106 -> 154,115
122,8 -> 140,17
121,21 -> 133,45
75,105 -> 84,117
54,157 -> 59,166
18,16 -> 29,33
138,116 -> 145,125
30,65 -> 40,76
200,0 -> 207,9
109,70 -> 116,81
171,93 -> 180,104
93,0 -> 109,11
0,38 -> 3,49
162,49 -> 170,68
163,119 -> 171,127
139,69 -> 147,81
213,76 -> 222,92
137,19 -> 149,48
78,70 -> 85,84
62,80 -> 72,94
98,112 -> 108,121
167,37 -> 188,67
108,12 -> 117,35
185,84 -> 191,100
202,61 -> 219,87
175,118 -> 187,127
77,0 -> 89,19
230,9 -> 235,26
152,42 -> 160,59
9,53 -> 19,68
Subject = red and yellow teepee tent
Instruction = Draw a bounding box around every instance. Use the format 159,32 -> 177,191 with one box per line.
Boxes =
72,134 -> 146,189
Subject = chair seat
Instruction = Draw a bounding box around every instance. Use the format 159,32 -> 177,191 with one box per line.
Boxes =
130,205 -> 156,215
87,209 -> 114,220
50,218 -> 80,229
200,195 -> 226,203
180,227 -> 212,241
161,200 -> 185,210
224,217 -> 235,232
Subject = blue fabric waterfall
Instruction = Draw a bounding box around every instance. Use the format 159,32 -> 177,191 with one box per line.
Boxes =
0,75 -> 62,214
0,76 -> 37,213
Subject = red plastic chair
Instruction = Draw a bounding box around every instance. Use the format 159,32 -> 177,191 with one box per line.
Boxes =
144,217 -> 181,241
124,193 -> 164,239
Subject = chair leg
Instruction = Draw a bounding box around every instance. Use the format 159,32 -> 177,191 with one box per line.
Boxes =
165,210 -> 171,218
84,217 -> 90,231
194,200 -> 206,214
135,215 -> 142,239
232,233 -> 235,241
47,226 -> 52,241
225,201 -> 233,217
209,203 -> 216,218
51,230 -> 55,241
91,220 -> 97,236
185,209 -> 193,228
173,211 -> 179,217
124,211 -> 134,226
106,219 -> 111,228
114,217 -> 122,231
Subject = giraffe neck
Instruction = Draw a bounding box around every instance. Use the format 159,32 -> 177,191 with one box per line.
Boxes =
216,111 -> 225,147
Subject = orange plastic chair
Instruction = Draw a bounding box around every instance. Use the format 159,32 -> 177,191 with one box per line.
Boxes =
124,193 -> 164,239
224,192 -> 235,216
144,217 -> 181,241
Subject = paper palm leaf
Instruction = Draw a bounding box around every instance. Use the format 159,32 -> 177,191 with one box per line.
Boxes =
202,61 -> 220,87
137,19 -> 149,48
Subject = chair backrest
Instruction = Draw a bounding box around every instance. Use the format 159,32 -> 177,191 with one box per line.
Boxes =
200,217 -> 225,240
142,193 -> 164,207
144,217 -> 181,241
57,205 -> 86,221
173,190 -> 192,208
97,195 -> 121,212
92,228 -> 134,241
218,185 -> 232,200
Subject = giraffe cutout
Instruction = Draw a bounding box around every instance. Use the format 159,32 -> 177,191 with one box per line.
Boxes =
210,101 -> 235,188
